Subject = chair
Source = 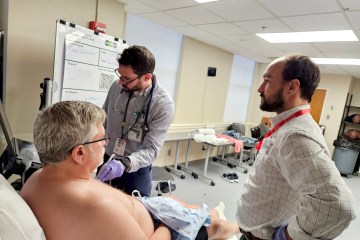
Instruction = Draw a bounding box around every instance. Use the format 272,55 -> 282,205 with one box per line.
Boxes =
258,123 -> 270,140
152,166 -> 175,196
226,123 -> 256,168
0,174 -> 46,240
250,126 -> 261,139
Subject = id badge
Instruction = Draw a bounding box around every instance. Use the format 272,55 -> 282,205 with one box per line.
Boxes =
128,128 -> 143,143
113,138 -> 126,156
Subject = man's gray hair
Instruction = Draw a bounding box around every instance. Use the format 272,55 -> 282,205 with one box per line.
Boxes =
33,101 -> 106,166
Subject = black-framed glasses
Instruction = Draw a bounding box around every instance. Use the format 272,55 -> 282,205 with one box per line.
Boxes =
69,133 -> 110,153
83,132 -> 110,146
114,69 -> 142,85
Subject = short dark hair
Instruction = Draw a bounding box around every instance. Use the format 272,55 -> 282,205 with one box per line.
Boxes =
118,45 -> 155,75
282,55 -> 320,102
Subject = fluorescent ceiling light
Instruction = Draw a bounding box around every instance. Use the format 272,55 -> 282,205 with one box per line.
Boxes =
311,58 -> 360,65
194,0 -> 219,3
257,30 -> 358,43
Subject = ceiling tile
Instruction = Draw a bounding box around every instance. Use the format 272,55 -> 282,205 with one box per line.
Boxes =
171,25 -> 214,37
323,51 -> 360,58
313,42 -> 360,52
339,0 -> 360,10
203,0 -> 273,21
192,35 -> 233,47
273,43 -> 326,57
218,43 -> 271,63
118,0 -> 157,14
197,23 -> 248,36
346,11 -> 360,29
165,6 -> 226,25
234,48 -> 272,63
340,65 -> 360,78
223,35 -> 284,57
233,19 -> 292,33
281,13 -> 351,31
257,0 -> 341,17
137,0 -> 196,10
318,65 -> 348,75
139,12 -> 188,27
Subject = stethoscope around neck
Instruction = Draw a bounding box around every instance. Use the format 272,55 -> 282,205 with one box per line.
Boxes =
120,77 -> 156,138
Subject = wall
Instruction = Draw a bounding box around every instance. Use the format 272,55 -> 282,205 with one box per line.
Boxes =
317,74 -> 352,153
154,36 -> 234,166
3,0 -> 125,139
174,36 -> 233,125
247,63 -> 271,124
350,78 -> 360,106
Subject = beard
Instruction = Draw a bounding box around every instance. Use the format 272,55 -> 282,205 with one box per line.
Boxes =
121,81 -> 142,93
259,88 -> 285,112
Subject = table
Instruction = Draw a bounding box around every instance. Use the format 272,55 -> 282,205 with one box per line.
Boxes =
164,132 -> 192,179
212,143 -> 249,174
193,141 -> 234,186
164,132 -> 254,186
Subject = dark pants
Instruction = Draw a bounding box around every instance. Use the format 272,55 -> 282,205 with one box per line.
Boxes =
111,165 -> 152,197
99,153 -> 152,197
239,228 -> 264,240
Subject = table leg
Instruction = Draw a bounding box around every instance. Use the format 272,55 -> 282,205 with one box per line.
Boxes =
165,140 -> 185,179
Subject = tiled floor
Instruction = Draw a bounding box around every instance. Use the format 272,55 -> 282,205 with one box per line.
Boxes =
155,158 -> 360,239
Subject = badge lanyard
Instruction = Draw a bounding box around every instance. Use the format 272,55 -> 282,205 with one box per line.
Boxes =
120,79 -> 156,139
255,109 -> 311,151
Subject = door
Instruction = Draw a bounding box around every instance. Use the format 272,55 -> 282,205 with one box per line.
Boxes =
310,89 -> 326,124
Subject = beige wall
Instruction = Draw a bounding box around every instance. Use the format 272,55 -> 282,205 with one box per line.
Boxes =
3,0 -> 124,137
174,37 -> 233,124
350,79 -> 360,106
317,74 -> 352,153
154,37 -> 234,166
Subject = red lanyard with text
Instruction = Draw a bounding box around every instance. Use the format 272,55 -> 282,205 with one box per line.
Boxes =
255,109 -> 311,151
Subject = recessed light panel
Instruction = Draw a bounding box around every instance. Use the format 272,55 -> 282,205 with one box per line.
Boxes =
194,0 -> 220,3
311,58 -> 360,65
257,30 -> 358,43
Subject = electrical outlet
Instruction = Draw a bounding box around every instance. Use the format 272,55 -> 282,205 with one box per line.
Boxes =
167,149 -> 171,156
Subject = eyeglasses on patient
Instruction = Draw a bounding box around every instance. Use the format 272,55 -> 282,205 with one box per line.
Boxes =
83,132 -> 110,146
114,69 -> 142,85
69,133 -> 110,153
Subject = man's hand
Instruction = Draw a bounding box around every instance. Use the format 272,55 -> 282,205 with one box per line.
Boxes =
96,157 -> 125,182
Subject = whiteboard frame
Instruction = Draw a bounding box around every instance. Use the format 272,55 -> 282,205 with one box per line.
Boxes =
52,19 -> 127,105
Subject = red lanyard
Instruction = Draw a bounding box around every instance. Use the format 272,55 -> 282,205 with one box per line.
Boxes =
255,109 -> 311,151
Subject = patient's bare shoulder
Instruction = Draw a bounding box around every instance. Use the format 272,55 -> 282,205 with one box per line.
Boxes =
21,173 -> 150,240
67,185 -> 150,240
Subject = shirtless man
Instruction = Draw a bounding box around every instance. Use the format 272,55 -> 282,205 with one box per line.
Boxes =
20,101 -> 239,240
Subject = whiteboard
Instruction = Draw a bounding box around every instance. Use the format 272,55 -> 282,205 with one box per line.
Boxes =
52,20 -> 128,106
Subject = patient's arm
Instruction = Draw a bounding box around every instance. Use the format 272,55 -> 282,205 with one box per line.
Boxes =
150,223 -> 171,240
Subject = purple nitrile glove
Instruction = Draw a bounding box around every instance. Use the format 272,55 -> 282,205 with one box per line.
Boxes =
272,225 -> 288,240
96,156 -> 125,182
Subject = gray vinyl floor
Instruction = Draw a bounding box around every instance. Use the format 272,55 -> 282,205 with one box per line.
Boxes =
152,158 -> 360,240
